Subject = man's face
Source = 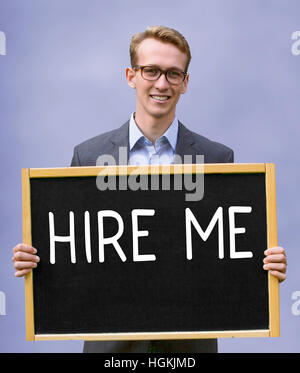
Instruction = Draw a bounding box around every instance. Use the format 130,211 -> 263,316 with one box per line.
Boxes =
126,38 -> 189,123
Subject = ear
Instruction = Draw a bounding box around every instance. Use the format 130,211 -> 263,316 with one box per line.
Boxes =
180,73 -> 189,94
126,67 -> 136,89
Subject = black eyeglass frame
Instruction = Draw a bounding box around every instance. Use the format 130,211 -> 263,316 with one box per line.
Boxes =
133,65 -> 188,85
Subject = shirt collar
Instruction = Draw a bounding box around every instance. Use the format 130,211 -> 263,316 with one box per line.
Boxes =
129,112 -> 178,151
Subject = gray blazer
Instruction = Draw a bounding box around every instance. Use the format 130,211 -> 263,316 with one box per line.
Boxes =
70,120 -> 234,353
71,120 -> 234,167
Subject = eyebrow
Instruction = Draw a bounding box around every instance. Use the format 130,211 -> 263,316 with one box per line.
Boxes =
146,64 -> 185,71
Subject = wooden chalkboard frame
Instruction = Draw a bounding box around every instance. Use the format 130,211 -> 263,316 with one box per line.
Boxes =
22,163 -> 279,341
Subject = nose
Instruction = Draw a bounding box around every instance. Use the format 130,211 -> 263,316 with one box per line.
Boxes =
154,72 -> 170,90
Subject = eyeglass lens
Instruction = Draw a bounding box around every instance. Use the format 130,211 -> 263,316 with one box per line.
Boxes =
142,66 -> 184,84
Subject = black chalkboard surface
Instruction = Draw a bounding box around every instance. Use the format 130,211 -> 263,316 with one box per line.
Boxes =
22,164 -> 279,341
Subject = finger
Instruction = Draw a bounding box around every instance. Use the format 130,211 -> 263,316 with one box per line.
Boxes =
13,243 -> 37,255
264,247 -> 285,256
264,253 -> 287,264
12,251 -> 40,263
14,268 -> 32,277
269,270 -> 287,283
14,261 -> 37,270
263,262 -> 286,273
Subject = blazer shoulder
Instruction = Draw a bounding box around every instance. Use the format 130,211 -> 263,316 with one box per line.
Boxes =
180,124 -> 234,163
71,121 -> 129,166
75,128 -> 117,151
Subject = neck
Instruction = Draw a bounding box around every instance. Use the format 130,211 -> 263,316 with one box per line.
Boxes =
134,111 -> 175,144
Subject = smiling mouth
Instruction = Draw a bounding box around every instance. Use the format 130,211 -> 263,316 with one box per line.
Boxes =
150,95 -> 171,102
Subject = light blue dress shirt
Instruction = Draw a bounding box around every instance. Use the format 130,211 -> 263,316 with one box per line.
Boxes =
128,113 -> 179,166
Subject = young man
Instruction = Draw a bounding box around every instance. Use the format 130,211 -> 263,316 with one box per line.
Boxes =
12,26 -> 287,353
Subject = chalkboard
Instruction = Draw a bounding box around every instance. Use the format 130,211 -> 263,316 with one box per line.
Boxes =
22,163 -> 279,341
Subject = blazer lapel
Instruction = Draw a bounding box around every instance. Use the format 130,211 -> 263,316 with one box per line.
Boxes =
175,121 -> 199,164
109,120 -> 130,165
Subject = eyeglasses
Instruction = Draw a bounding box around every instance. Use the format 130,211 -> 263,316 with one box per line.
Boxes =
133,65 -> 187,85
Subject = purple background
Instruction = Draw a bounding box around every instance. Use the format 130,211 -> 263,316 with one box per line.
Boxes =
0,0 -> 299,352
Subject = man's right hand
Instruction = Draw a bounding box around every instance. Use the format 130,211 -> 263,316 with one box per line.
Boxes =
12,244 -> 40,277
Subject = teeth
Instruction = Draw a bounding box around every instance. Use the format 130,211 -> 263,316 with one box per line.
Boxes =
151,95 -> 169,101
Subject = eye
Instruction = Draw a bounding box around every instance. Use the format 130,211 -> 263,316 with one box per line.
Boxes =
144,67 -> 159,76
168,70 -> 181,77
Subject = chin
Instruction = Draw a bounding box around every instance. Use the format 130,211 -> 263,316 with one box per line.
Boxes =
148,106 -> 174,119
150,112 -> 171,120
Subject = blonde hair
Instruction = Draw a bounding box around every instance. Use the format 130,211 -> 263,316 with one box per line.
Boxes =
130,25 -> 191,72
